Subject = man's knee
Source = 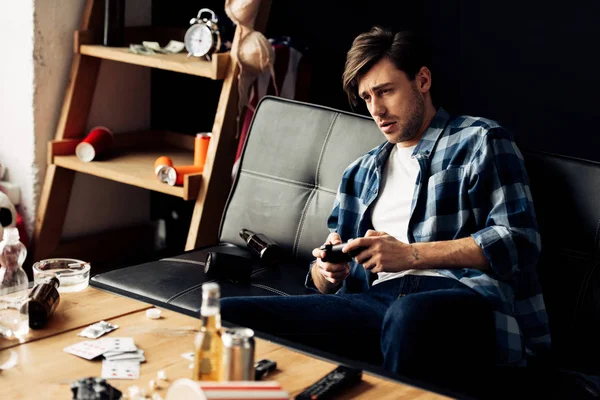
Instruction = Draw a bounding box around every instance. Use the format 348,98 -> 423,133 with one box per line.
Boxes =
381,291 -> 495,375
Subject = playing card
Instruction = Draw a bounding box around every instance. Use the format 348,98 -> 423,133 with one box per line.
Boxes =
101,360 -> 140,380
100,337 -> 137,353
103,349 -> 144,358
106,354 -> 146,363
105,350 -> 146,363
64,340 -> 110,360
181,351 -> 194,361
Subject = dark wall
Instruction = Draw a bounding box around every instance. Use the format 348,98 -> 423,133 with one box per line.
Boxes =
152,0 -> 600,160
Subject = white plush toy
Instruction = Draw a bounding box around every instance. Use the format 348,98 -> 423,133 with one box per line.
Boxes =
0,191 -> 17,240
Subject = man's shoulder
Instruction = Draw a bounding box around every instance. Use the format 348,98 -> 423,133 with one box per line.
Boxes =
441,114 -> 513,147
446,115 -> 506,135
447,114 -> 504,133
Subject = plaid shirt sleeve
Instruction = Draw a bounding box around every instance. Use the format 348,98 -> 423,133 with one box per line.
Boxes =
469,127 -> 542,281
304,192 -> 341,292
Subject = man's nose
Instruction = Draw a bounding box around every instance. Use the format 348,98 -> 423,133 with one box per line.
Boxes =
371,98 -> 386,117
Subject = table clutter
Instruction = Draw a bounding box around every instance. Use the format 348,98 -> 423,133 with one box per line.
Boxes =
0,286 -> 428,400
48,283 -> 290,399
71,377 -> 122,400
33,258 -> 91,293
28,276 -> 61,329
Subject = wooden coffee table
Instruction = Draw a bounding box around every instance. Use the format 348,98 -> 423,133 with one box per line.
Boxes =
0,288 -> 451,399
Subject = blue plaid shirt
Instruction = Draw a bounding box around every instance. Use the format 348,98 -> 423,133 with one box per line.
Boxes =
310,108 -> 551,366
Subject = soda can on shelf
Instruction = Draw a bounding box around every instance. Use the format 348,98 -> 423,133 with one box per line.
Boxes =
165,165 -> 204,186
194,133 -> 212,168
221,327 -> 255,381
154,156 -> 174,183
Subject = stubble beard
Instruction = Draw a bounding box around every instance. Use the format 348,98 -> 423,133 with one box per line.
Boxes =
395,84 -> 425,144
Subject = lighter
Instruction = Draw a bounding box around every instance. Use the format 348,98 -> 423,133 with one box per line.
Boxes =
254,358 -> 277,380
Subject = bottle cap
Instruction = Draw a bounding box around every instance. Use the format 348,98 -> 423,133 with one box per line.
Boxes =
49,276 -> 61,288
202,282 -> 220,294
2,227 -> 19,242
239,228 -> 253,242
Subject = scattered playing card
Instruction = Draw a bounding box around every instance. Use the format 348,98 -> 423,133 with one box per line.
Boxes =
101,360 -> 140,380
103,349 -> 144,358
100,337 -> 137,353
105,350 -> 146,363
181,351 -> 194,361
64,341 -> 111,360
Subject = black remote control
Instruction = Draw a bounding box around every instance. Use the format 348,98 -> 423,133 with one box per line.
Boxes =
295,365 -> 362,400
319,243 -> 364,263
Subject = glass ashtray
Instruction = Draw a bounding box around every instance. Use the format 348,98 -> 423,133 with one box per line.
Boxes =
32,258 -> 91,293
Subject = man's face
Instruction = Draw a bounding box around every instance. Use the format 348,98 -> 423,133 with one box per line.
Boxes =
357,57 -> 425,145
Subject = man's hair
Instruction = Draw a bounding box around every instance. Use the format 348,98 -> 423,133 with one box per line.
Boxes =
342,27 -> 430,106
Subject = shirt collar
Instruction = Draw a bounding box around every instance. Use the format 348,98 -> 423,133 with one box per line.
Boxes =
413,107 -> 450,159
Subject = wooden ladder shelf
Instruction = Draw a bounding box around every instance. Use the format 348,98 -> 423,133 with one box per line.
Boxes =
33,0 -> 272,261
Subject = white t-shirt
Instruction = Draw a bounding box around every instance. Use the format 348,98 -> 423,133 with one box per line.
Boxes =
370,144 -> 445,285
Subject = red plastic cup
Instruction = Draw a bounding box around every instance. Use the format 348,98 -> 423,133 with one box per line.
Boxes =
75,126 -> 114,162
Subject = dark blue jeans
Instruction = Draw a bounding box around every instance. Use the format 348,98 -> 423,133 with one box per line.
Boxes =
221,275 -> 495,386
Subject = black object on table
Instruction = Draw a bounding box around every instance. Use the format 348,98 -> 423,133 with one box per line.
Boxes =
255,358 -> 277,380
71,377 -> 122,400
29,276 -> 60,329
295,365 -> 363,400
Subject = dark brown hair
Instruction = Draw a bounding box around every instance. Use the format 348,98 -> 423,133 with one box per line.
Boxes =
342,27 -> 430,106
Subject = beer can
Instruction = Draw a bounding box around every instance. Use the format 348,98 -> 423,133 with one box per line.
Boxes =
221,327 -> 255,381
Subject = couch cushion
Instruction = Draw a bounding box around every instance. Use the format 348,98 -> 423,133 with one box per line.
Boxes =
219,97 -> 385,264
524,151 -> 600,371
91,244 -> 315,316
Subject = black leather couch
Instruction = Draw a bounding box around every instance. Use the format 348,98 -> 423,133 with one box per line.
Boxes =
92,97 -> 600,398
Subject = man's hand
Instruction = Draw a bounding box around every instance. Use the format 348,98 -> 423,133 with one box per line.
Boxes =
343,230 -> 415,273
311,233 -> 350,293
343,230 -> 491,273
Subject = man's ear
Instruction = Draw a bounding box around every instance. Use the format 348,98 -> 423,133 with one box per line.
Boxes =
416,66 -> 432,93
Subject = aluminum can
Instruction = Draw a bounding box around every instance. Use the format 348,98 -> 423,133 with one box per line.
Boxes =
221,327 -> 255,381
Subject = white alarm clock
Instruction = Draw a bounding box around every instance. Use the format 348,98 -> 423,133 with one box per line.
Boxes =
184,8 -> 222,61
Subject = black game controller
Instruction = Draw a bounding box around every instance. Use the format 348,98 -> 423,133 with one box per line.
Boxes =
319,243 -> 364,263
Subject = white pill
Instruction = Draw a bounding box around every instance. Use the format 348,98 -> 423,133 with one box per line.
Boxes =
127,385 -> 140,397
157,369 -> 168,380
146,308 -> 162,319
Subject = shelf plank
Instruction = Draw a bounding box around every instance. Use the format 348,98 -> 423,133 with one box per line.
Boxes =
79,45 -> 229,79
53,146 -> 201,200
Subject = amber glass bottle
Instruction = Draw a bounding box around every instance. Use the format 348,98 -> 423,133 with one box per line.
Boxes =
192,283 -> 223,381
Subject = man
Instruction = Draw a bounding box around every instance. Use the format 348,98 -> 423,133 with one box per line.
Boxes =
221,27 -> 550,386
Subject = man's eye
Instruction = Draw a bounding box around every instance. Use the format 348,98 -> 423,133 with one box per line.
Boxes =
362,96 -> 370,102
